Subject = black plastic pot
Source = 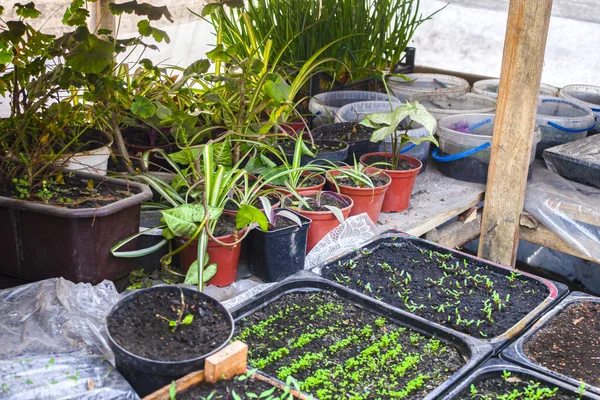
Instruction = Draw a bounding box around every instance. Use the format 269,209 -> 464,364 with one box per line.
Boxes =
543,135 -> 600,189
230,274 -> 493,400
315,230 -> 568,353
0,169 -> 152,284
138,210 -> 178,272
284,139 -> 348,166
246,209 -> 311,282
441,358 -> 600,399
312,122 -> 380,163
501,292 -> 600,395
106,285 -> 235,397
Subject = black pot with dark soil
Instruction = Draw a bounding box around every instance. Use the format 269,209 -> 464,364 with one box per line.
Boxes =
230,276 -> 493,400
245,209 -> 311,282
122,127 -> 176,172
441,358 -> 600,400
313,122 -> 379,163
281,139 -> 348,166
106,285 -> 234,397
318,233 -> 567,350
502,292 -> 600,395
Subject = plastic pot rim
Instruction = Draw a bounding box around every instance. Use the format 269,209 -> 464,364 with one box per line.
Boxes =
359,152 -> 423,175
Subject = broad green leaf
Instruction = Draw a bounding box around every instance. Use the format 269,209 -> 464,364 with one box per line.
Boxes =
15,2 -> 41,19
181,314 -> 194,325
203,263 -> 217,282
370,126 -> 397,143
109,2 -> 173,22
206,44 -> 233,63
137,20 -> 170,43
206,206 -> 223,221
62,2 -> 89,26
264,74 -> 290,102
213,140 -> 233,168
201,3 -> 221,17
184,59 -> 210,76
407,101 -> 437,137
168,148 -> 202,165
236,205 -> 268,231
155,102 -> 172,120
160,204 -> 205,237
184,260 -> 199,284
131,95 -> 156,118
0,41 -> 13,64
65,30 -> 114,73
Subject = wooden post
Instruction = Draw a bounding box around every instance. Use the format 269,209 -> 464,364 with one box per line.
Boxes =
90,0 -> 115,34
478,0 -> 553,266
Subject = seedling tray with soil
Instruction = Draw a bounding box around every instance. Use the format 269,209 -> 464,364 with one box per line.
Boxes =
318,233 -> 567,350
230,277 -> 493,400
441,358 -> 600,400
502,292 -> 600,395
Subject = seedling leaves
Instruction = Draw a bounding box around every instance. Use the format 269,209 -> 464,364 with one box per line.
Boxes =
236,204 -> 268,231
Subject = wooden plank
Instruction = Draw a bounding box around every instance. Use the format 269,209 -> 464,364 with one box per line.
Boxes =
90,0 -> 115,34
425,208 -> 483,249
143,370 -> 205,400
478,0 -> 553,266
378,163 -> 485,237
204,340 -> 248,384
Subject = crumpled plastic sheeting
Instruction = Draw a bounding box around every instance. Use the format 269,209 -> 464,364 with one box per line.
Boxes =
0,278 -> 138,400
524,166 -> 600,264
305,213 -> 379,272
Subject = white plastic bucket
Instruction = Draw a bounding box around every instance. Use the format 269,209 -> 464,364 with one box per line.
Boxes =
435,114 -> 541,183
308,91 -> 393,127
535,96 -> 596,159
387,73 -> 470,101
411,93 -> 497,121
338,99 -> 402,123
58,133 -> 113,175
473,79 -> 559,98
559,84 -> 600,134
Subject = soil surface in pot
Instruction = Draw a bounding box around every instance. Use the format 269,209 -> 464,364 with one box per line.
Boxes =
280,140 -> 346,156
321,240 -> 549,339
363,154 -> 413,171
523,301 -> 600,387
0,172 -> 134,209
284,192 -> 348,212
235,291 -> 465,399
332,173 -> 390,188
178,373 -> 286,400
314,122 -> 375,142
266,175 -> 324,189
213,213 -> 238,237
224,194 -> 281,212
107,289 -> 231,361
459,372 -> 580,400
271,215 -> 301,230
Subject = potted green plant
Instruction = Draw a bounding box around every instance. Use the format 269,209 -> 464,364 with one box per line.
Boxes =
359,100 -> 437,212
0,2 -> 176,283
236,199 -> 311,282
284,190 -> 353,253
326,159 -> 391,223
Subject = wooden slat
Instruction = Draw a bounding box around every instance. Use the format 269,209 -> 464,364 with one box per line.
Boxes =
425,208 -> 483,249
478,0 -> 554,266
204,341 -> 248,384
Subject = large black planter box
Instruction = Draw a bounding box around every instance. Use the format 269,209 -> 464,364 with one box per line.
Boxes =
230,276 -> 493,400
441,358 -> 600,399
0,170 -> 152,284
315,231 -> 568,353
502,292 -> 600,395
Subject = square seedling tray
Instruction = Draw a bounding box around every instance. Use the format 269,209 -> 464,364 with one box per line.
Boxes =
316,232 -> 568,353
441,358 -> 600,399
230,277 -> 493,399
502,292 -> 600,395
543,135 -> 600,189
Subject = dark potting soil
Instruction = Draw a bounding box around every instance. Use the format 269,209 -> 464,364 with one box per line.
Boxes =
178,373 -> 285,400
459,372 -> 579,400
313,122 -> 375,142
296,175 -> 324,188
224,194 -> 281,212
107,289 -> 231,362
271,215 -> 300,230
333,172 -> 390,188
235,291 -> 465,399
213,213 -> 238,238
281,140 -> 346,156
363,155 -> 413,171
523,301 -> 600,387
285,192 -> 348,212
321,240 -> 549,339
0,171 -> 134,209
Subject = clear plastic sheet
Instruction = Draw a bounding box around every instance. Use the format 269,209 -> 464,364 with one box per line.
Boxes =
524,165 -> 600,264
305,213 -> 379,272
543,135 -> 600,188
0,278 -> 138,400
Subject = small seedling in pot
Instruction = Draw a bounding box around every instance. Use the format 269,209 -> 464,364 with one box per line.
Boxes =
155,288 -> 194,333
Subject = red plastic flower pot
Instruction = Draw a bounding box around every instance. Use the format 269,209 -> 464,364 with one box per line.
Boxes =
326,167 -> 391,223
287,190 -> 354,253
179,213 -> 245,287
263,173 -> 326,196
359,152 -> 422,213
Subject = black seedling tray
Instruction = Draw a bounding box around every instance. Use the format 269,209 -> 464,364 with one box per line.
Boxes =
543,135 -> 600,189
441,358 -> 600,399
314,230 -> 568,353
502,292 -> 600,395
230,276 -> 494,400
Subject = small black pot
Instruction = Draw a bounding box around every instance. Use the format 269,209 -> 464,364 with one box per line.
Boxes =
246,209 -> 311,282
106,286 -> 234,397
284,140 -> 348,166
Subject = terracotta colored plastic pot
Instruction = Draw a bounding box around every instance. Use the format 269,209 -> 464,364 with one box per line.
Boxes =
359,152 -> 422,213
179,213 -> 244,287
263,173 -> 326,196
287,190 -> 354,253
326,167 -> 391,223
